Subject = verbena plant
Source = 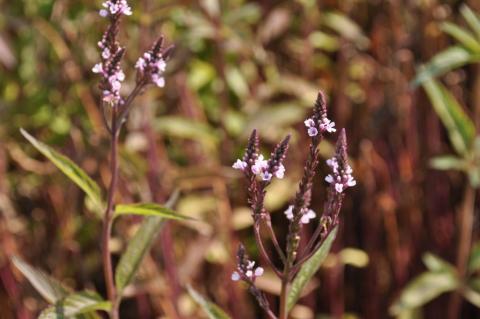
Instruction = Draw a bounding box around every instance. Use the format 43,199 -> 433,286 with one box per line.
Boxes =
227,91 -> 355,319
12,1 -> 192,318
391,5 -> 480,319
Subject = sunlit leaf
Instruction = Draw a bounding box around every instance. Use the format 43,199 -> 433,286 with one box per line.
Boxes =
115,193 -> 178,295
339,248 -> 369,268
441,22 -> 480,52
429,155 -> 465,171
20,129 -> 103,213
114,203 -> 192,221
421,79 -> 475,156
11,256 -> 69,304
414,46 -> 479,85
389,271 -> 458,315
322,11 -> 369,49
154,116 -> 219,154
38,291 -> 110,318
287,227 -> 338,311
225,67 -> 249,98
187,285 -> 232,319
463,287 -> 480,308
422,253 -> 456,273
460,5 -> 480,40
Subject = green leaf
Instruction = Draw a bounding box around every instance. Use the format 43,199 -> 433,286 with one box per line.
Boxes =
460,5 -> 480,40
114,203 -> 192,221
287,227 -> 338,311
463,286 -> 480,308
115,216 -> 164,294
154,116 -> 219,154
422,79 -> 476,156
422,253 -> 456,273
441,22 -> 480,53
12,256 -> 69,304
389,271 -> 458,315
468,242 -> 480,273
20,129 -> 103,213
429,155 -> 466,171
38,291 -> 110,319
322,11 -> 369,49
115,192 -> 179,295
414,46 -> 479,85
187,285 -> 231,319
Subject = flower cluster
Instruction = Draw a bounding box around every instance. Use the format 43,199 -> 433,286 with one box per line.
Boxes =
325,154 -> 356,193
92,2 -> 128,106
304,116 -> 336,137
92,47 -> 125,105
233,154 -> 285,182
135,37 -> 172,88
284,205 -> 316,224
231,260 -> 264,282
99,0 -> 132,17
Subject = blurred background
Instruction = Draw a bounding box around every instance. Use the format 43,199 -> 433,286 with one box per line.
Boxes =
1,0 -> 480,318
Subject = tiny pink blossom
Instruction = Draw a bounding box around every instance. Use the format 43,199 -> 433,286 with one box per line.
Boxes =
254,267 -> 264,277
92,63 -> 103,74
232,159 -> 247,171
275,164 -> 285,179
300,209 -> 316,224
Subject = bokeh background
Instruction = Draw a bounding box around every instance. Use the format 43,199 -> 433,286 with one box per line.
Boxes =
1,0 -> 480,318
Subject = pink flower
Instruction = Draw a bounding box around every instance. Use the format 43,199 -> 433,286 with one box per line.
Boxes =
232,159 -> 247,171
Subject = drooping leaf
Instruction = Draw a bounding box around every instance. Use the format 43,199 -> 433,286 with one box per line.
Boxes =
441,22 -> 480,53
20,129 -> 103,213
422,79 -> 475,156
429,155 -> 466,171
187,285 -> 232,319
115,192 -> 179,295
460,5 -> 480,40
389,271 -> 459,315
413,46 -> 479,85
12,256 -> 69,304
37,291 -> 110,319
422,253 -> 456,273
114,203 -> 192,221
287,227 -> 338,311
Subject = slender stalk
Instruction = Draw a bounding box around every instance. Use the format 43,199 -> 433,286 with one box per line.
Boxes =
278,274 -> 289,319
448,184 -> 476,319
102,107 -> 120,319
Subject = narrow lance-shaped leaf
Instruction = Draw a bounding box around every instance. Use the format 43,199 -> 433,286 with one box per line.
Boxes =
441,22 -> 480,53
422,78 -> 475,156
20,129 -> 103,213
389,271 -> 459,315
38,291 -> 111,319
422,253 -> 456,273
460,5 -> 480,40
11,256 -> 69,304
115,192 -> 179,295
287,226 -> 338,311
114,203 -> 192,221
413,46 -> 479,85
187,285 -> 232,319
429,155 -> 466,171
